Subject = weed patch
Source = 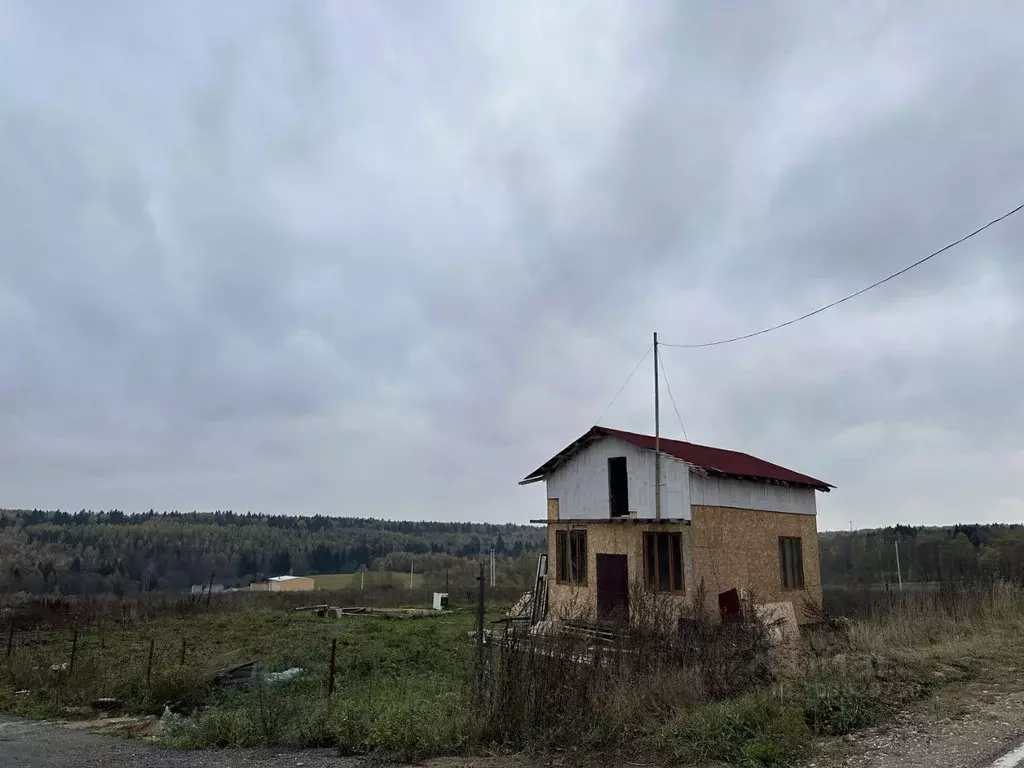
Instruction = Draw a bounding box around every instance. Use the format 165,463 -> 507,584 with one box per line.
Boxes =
802,678 -> 875,735
656,694 -> 808,766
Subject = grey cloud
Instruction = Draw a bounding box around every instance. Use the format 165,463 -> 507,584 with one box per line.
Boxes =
1,1 -> 1023,527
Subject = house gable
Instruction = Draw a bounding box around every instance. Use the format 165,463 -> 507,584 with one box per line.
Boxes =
523,426 -> 832,491
545,436 -> 691,521
535,434 -> 821,521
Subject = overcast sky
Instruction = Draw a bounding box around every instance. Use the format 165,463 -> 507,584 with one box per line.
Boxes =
2,2 -> 1022,531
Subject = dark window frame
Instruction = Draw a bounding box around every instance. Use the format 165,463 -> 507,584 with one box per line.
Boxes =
643,532 -> 684,593
778,536 -> 805,590
607,456 -> 629,518
555,529 -> 588,586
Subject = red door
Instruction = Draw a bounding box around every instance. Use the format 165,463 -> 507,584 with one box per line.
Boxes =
596,554 -> 629,623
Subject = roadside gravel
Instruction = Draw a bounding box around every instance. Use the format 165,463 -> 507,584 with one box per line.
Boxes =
805,679 -> 1024,768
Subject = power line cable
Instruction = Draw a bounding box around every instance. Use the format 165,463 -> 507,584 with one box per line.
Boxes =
594,344 -> 652,425
658,354 -> 688,442
660,201 -> 1024,349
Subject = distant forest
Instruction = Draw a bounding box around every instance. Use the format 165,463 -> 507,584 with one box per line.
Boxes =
5,510 -> 1017,597
0,509 -> 546,596
819,524 -> 1024,586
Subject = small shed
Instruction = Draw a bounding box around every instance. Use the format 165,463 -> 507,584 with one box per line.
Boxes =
251,575 -> 316,592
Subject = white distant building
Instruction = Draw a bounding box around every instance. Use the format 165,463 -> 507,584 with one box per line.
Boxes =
249,575 -> 316,592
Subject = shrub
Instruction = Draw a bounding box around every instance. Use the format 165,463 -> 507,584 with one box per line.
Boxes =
802,679 -> 874,735
333,681 -> 469,761
470,586 -> 781,755
655,694 -> 808,766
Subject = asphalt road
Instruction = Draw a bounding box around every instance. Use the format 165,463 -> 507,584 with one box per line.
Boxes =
991,742 -> 1024,768
0,714 -> 357,768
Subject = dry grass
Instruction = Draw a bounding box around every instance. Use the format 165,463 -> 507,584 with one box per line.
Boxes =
4,581 -> 1024,765
472,582 -> 782,758
839,581 -> 1024,663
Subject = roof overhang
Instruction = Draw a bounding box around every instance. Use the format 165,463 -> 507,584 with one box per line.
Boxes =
519,426 -> 606,485
686,464 -> 833,492
529,517 -> 692,525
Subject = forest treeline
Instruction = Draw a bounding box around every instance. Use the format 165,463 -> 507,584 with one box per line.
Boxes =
819,523 -> 1024,586
0,509 -> 546,596
6,509 -> 1018,597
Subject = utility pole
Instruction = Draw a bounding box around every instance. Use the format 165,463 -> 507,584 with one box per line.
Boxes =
894,540 -> 903,591
409,560 -> 414,589
654,331 -> 661,520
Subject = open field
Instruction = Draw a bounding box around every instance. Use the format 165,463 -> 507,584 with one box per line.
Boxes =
1,600 -> 485,757
313,571 -> 420,590
3,582 -> 1024,764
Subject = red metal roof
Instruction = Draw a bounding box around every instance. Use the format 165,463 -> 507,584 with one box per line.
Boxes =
521,426 -> 832,491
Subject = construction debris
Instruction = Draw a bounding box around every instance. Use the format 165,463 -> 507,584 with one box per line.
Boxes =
530,553 -> 549,624
209,660 -> 307,688
293,605 -> 439,619
91,697 -> 122,712
507,590 -> 533,621
263,667 -> 304,685
504,553 -> 550,629
212,660 -> 258,686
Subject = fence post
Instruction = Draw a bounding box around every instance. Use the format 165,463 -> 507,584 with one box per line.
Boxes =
146,638 -> 155,687
68,630 -> 78,675
179,638 -> 187,666
476,561 -> 485,681
327,638 -> 337,698
5,622 -> 13,661
206,572 -> 215,608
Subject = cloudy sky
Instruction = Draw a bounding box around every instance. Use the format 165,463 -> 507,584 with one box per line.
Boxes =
1,2 -> 1022,531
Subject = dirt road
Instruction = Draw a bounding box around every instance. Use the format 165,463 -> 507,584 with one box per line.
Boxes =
0,714 -> 353,768
5,682 -> 1024,768
807,681 -> 1024,768
0,715 -> 522,768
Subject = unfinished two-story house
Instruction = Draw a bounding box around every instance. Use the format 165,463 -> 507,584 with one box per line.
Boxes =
521,426 -> 833,623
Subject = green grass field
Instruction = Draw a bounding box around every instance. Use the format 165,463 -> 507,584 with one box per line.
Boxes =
313,571 -> 415,590
0,605 -> 481,756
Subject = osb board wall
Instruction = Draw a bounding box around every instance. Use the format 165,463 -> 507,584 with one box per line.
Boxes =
689,505 -> 822,620
546,522 -> 692,619
547,498 -> 559,521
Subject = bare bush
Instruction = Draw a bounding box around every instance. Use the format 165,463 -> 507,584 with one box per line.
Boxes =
470,581 -> 779,753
